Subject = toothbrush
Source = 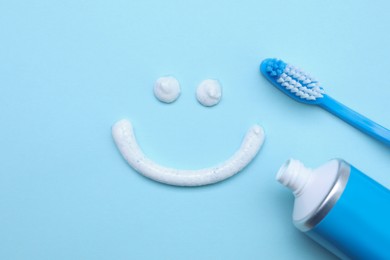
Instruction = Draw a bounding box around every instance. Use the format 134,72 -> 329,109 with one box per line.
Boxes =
260,58 -> 390,146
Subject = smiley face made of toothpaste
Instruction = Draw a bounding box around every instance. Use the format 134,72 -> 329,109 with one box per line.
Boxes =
112,77 -> 265,187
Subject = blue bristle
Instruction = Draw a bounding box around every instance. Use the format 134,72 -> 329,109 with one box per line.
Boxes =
265,59 -> 286,78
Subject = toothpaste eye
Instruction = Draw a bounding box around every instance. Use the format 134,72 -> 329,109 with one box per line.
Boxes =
154,76 -> 181,103
196,79 -> 222,107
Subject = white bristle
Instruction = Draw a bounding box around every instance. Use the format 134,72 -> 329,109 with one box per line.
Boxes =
275,62 -> 325,101
290,80 -> 297,85
306,89 -> 314,95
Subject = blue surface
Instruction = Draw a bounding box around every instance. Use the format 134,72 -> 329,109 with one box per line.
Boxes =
311,164 -> 390,259
1,1 -> 390,259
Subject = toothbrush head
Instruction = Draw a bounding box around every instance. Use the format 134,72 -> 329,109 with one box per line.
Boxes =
260,58 -> 325,105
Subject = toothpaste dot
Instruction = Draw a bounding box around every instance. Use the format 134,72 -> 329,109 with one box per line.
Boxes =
154,76 -> 181,103
196,79 -> 222,107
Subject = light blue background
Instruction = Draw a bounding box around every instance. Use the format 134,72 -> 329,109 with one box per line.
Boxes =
1,1 -> 389,259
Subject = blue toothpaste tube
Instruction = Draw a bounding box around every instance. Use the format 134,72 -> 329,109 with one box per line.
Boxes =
277,159 -> 390,259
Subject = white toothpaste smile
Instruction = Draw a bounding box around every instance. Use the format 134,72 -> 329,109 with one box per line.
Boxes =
112,119 -> 265,186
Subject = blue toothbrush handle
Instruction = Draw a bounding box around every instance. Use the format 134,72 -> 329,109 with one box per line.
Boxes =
319,95 -> 390,146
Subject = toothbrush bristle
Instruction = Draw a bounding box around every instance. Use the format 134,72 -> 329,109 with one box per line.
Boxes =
264,58 -> 325,101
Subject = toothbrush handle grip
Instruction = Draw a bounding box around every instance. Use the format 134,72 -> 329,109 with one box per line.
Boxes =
319,95 -> 390,146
